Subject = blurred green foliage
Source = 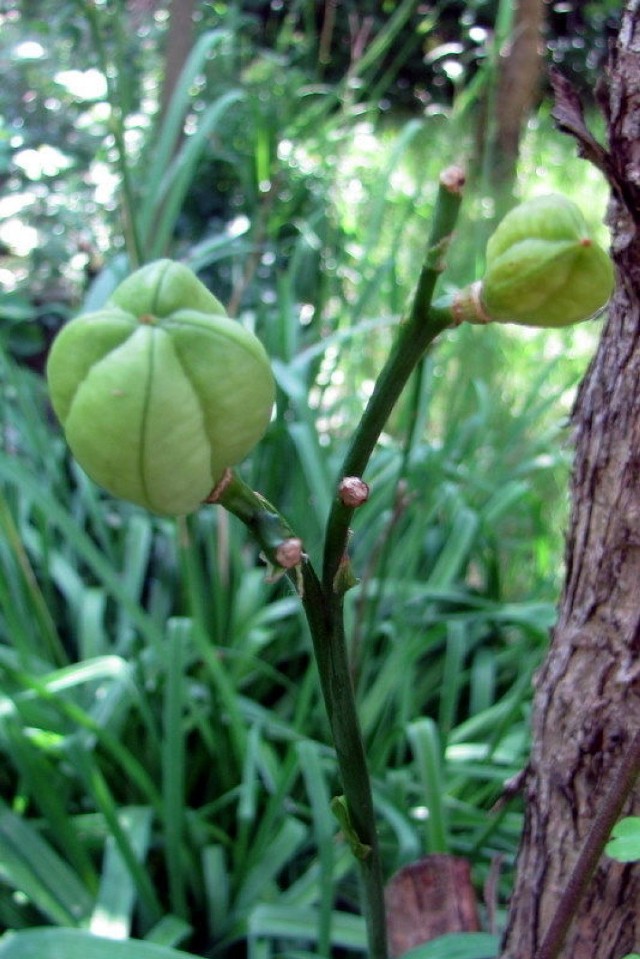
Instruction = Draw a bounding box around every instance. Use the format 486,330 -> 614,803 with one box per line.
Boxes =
0,1 -> 618,342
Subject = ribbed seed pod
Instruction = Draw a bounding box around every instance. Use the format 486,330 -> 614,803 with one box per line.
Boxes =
47,260 -> 275,516
480,194 -> 614,328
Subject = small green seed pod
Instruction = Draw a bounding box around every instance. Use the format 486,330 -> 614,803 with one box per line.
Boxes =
47,260 -> 275,516
480,194 -> 614,328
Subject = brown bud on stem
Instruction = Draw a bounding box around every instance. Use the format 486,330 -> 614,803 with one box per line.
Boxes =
439,165 -> 466,196
275,537 -> 304,569
338,477 -> 370,508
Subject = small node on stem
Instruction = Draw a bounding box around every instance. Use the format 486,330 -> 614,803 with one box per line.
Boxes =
452,281 -> 493,326
331,795 -> 373,861
204,468 -> 233,504
333,552 -> 359,595
338,476 -> 370,508
439,165 -> 466,196
275,537 -> 304,569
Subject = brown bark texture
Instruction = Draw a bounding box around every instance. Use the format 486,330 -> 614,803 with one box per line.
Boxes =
160,0 -> 196,118
490,0 -> 545,189
500,4 -> 640,958
385,856 -> 480,958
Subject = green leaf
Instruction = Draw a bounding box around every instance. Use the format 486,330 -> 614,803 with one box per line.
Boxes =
1,717 -> 97,888
247,904 -> 366,951
398,931 -> 500,959
425,507 -> 480,589
0,801 -> 93,926
162,619 -> 189,918
90,807 -> 154,939
146,89 -> 244,259
408,717 -> 448,854
605,816 -> 640,863
296,740 -> 335,956
81,255 -> 130,313
137,30 -> 231,245
0,929 -> 200,959
202,845 -> 229,939
0,456 -> 164,650
144,916 -> 192,950
234,817 -> 307,913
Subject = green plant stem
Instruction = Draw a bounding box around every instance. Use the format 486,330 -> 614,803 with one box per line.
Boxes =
318,168 -> 465,954
322,166 -> 465,593
217,473 -> 386,957
215,472 -> 329,654
217,167 -> 465,959
535,728 -> 640,959
321,600 -> 387,958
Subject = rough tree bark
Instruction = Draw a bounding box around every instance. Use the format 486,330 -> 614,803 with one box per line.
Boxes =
500,4 -> 640,958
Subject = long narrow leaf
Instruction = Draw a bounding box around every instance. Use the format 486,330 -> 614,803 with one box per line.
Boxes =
0,801 -> 93,926
146,90 -> 244,259
0,491 -> 66,666
408,718 -> 448,854
0,929 -> 200,959
90,807 -> 154,940
69,747 -> 163,923
2,717 -> 97,888
398,931 -> 500,959
162,619 -> 189,919
137,29 -> 231,244
0,457 -> 164,651
296,740 -> 335,957
202,845 -> 229,939
247,904 -> 366,951
234,817 -> 307,913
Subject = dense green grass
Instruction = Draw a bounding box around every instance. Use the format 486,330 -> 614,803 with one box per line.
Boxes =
0,332 -> 553,957
0,224 -> 597,958
0,4 -> 611,957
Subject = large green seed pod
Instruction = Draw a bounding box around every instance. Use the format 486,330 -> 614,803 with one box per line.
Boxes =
47,260 -> 275,516
480,194 -> 614,328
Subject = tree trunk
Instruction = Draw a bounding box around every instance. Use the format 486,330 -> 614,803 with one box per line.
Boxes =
485,0 -> 545,208
500,4 -> 640,958
160,0 -> 196,118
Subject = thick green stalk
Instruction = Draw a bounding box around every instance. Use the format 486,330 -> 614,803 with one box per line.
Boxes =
213,472 -> 329,646
322,166 -> 465,593
216,166 -> 466,959
215,473 -> 387,956
322,592 -> 387,958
